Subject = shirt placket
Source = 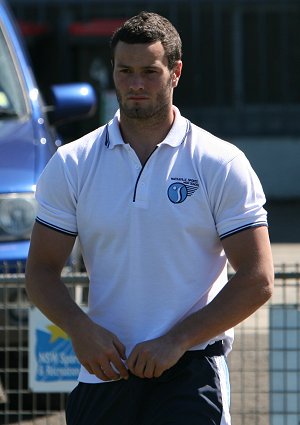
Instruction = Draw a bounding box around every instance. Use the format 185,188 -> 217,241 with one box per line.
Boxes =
126,145 -> 157,208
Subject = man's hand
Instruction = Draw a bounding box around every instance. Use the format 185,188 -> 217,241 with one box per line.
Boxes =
70,320 -> 129,381
127,335 -> 185,378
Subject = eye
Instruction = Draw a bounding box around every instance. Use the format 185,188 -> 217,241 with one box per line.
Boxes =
118,68 -> 131,74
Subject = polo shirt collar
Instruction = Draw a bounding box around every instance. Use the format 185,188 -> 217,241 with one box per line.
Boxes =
159,106 -> 190,148
105,110 -> 124,149
105,106 -> 189,149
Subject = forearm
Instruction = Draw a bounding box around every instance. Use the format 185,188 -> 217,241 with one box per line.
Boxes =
166,270 -> 273,351
26,265 -> 129,381
25,265 -> 91,337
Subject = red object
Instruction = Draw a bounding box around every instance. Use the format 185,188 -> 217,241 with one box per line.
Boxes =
18,21 -> 50,37
68,19 -> 126,37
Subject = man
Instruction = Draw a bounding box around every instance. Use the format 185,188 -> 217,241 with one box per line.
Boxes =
25,11 -> 274,425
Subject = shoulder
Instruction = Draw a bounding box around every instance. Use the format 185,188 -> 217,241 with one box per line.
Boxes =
185,122 -> 262,196
57,126 -> 106,164
189,123 -> 243,165
39,126 -> 107,186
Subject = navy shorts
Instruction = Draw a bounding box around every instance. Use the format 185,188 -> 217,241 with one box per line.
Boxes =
66,341 -> 231,425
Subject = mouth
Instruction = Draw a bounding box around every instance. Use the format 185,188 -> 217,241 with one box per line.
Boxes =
127,94 -> 149,101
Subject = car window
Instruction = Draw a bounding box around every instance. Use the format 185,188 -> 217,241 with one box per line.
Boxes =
0,26 -> 27,119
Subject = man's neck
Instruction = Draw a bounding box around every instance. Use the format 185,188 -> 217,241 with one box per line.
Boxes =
119,108 -> 175,165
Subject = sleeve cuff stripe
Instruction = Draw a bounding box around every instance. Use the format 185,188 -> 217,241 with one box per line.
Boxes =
220,221 -> 268,240
36,217 -> 78,236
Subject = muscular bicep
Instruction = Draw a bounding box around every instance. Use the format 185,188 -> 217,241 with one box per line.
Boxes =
221,226 -> 273,275
27,221 -> 76,274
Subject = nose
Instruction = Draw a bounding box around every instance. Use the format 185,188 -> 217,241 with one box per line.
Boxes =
129,73 -> 144,91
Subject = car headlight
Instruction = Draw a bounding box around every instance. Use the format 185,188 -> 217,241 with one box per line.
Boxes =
0,193 -> 37,241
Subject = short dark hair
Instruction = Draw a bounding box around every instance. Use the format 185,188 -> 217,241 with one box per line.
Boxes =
110,11 -> 182,70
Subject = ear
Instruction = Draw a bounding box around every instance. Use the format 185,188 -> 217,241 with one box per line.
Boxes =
171,61 -> 182,88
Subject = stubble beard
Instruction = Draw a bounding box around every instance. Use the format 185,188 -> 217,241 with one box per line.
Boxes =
115,81 -> 173,122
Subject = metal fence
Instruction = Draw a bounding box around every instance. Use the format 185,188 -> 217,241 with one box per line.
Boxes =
0,264 -> 300,425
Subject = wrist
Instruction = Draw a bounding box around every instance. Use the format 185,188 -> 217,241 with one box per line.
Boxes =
165,326 -> 191,353
64,309 -> 92,339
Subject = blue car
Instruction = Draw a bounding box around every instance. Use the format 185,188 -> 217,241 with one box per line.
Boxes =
0,0 -> 96,270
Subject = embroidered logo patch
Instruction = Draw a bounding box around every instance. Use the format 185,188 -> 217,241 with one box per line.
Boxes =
167,178 -> 199,204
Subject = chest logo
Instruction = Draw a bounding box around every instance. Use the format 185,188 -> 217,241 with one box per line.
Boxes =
167,178 -> 199,204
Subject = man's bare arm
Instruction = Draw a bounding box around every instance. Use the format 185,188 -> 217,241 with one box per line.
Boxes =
127,226 -> 274,378
25,222 -> 129,381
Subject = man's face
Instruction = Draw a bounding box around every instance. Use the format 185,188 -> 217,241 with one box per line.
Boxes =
112,41 -> 181,120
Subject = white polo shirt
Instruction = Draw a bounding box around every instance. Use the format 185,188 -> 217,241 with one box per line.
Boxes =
36,107 -> 268,383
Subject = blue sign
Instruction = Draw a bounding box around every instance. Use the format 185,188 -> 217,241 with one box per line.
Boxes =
29,308 -> 81,392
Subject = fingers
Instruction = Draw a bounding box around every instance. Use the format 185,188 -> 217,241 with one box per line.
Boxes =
95,359 -> 125,381
126,349 -> 144,377
128,357 -> 163,378
127,346 -> 163,379
111,338 -> 129,379
142,360 -> 156,379
109,349 -> 129,380
82,357 -> 128,381
72,326 -> 129,381
127,337 -> 184,379
84,349 -> 129,381
84,362 -> 112,382
114,338 -> 127,361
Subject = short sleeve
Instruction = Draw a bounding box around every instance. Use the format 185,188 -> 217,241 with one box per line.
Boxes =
211,153 -> 268,239
35,150 -> 78,236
